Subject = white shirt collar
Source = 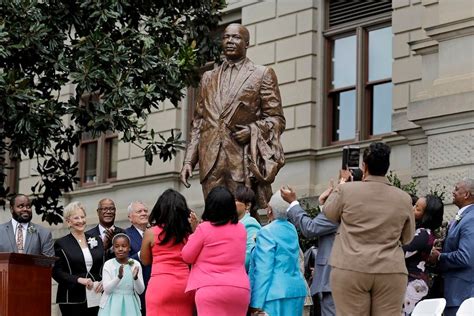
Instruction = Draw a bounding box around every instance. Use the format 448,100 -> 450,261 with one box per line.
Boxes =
11,218 -> 28,229
458,203 -> 474,216
11,218 -> 29,235
98,224 -> 114,238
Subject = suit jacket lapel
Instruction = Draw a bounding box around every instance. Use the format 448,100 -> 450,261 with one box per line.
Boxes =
128,226 -> 141,253
221,59 -> 255,118
24,223 -> 33,253
86,233 -> 103,279
67,234 -> 86,268
449,204 -> 474,235
462,204 -> 474,218
93,226 -> 101,237
215,64 -> 225,112
5,222 -> 17,252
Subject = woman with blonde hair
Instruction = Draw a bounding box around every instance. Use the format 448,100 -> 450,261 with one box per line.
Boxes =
53,202 -> 105,316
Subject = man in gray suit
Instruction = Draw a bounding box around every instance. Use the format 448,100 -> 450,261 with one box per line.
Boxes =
0,194 -> 54,256
281,169 -> 355,316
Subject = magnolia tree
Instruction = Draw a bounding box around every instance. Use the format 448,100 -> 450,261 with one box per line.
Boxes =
0,0 -> 225,224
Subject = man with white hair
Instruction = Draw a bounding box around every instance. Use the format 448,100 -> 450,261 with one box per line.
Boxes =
249,191 -> 307,315
430,178 -> 474,316
125,201 -> 150,316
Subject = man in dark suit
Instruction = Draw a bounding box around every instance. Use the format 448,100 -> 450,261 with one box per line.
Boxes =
125,201 -> 150,316
430,178 -> 474,316
0,194 -> 54,256
180,23 -> 286,209
86,198 -> 124,259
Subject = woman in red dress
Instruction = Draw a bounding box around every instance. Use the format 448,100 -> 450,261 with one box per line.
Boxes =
140,189 -> 196,315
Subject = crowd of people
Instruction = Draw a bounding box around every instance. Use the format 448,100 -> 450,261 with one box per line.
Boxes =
1,141 -> 473,316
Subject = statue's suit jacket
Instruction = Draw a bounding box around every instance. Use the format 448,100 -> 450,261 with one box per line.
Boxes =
184,58 -> 285,185
439,204 -> 474,308
287,203 -> 338,295
0,220 -> 54,256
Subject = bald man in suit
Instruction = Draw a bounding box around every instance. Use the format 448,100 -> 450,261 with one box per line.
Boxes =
86,198 -> 124,259
430,178 -> 474,316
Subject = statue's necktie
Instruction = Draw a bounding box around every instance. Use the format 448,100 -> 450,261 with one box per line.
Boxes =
221,63 -> 235,103
16,223 -> 24,253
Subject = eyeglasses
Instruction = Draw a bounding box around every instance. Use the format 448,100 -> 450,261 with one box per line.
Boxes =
99,207 -> 116,213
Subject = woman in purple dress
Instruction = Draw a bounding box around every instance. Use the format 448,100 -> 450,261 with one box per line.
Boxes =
402,194 -> 444,314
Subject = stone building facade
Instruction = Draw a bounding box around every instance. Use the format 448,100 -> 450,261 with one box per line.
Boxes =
4,0 -> 474,231
1,0 -> 472,234
2,0 -> 473,314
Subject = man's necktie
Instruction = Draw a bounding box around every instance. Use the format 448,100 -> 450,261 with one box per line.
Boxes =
221,63 -> 235,102
16,223 -> 24,253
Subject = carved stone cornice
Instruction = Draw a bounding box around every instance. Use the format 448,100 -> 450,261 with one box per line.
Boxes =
409,37 -> 438,55
425,17 -> 474,42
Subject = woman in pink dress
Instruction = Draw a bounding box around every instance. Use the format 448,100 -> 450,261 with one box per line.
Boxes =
140,189 -> 196,316
182,186 -> 250,316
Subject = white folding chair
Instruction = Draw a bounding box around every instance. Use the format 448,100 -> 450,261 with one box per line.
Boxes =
411,298 -> 446,316
457,297 -> 474,316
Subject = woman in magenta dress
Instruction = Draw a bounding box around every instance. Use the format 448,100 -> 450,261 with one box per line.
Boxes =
140,189 -> 196,316
182,186 -> 250,316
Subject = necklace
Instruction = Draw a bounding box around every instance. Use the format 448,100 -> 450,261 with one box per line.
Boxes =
72,234 -> 85,243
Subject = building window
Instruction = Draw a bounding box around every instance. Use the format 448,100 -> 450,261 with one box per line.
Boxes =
1,154 -> 19,195
325,1 -> 392,144
105,136 -> 118,179
330,35 -> 357,141
81,140 -> 97,184
368,27 -> 392,136
79,132 -> 117,186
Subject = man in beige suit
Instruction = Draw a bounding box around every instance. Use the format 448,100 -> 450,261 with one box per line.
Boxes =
180,23 -> 285,209
324,142 -> 415,315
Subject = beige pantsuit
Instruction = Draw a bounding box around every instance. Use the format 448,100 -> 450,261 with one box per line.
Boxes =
330,268 -> 407,315
323,175 -> 415,316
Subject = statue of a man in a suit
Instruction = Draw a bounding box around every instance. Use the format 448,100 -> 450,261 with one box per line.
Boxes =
180,23 -> 285,209
0,194 -> 54,256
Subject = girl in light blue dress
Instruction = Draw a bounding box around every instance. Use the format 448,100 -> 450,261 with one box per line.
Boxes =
98,233 -> 145,316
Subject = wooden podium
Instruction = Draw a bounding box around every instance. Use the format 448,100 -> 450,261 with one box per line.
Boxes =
0,253 -> 56,316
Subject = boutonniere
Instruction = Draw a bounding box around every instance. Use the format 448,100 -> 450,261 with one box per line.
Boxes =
87,237 -> 98,249
127,259 -> 135,266
455,214 -> 462,222
27,226 -> 37,234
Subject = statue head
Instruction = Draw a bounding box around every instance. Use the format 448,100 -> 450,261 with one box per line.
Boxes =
222,23 -> 250,62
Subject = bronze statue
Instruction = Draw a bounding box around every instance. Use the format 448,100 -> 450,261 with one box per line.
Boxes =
180,23 -> 285,209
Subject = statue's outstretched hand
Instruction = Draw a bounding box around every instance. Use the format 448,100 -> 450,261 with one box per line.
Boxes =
180,164 -> 193,188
